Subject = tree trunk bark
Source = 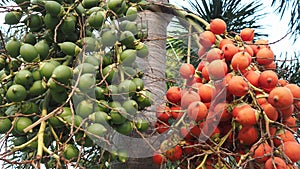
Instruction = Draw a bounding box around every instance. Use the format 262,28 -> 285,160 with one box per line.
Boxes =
110,0 -> 170,168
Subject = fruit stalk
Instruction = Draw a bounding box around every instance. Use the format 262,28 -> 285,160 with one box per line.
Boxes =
43,145 -> 60,160
195,153 -> 209,169
36,91 -> 50,159
12,135 -> 38,151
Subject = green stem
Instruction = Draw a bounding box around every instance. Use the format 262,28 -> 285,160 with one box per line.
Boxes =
36,91 -> 50,159
12,135 -> 38,151
196,153 -> 209,169
116,44 -> 124,81
43,145 -> 60,160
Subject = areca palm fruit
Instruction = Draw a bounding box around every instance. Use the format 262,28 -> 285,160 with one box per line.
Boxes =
8,59 -> 21,72
122,99 -> 138,115
138,0 -> 149,10
0,118 -> 12,134
96,100 -> 110,113
95,86 -> 106,100
74,63 -> 97,75
109,101 -> 122,108
102,52 -> 113,67
110,107 -> 127,124
45,1 -> 64,17
44,13 -> 60,30
120,31 -> 136,49
50,90 -> 68,104
79,37 -> 100,52
117,149 -> 129,163
75,4 -> 85,16
120,49 -> 137,66
63,144 -> 79,161
86,123 -> 107,140
58,107 -> 72,118
58,42 -> 81,56
102,64 -> 119,83
116,120 -> 133,135
132,78 -> 144,91
20,43 -> 39,62
126,6 -> 138,21
14,117 -> 32,135
89,111 -> 111,124
14,69 -> 34,87
107,0 -> 127,15
47,78 -> 65,92
134,90 -> 152,109
76,100 -> 94,118
21,102 -> 39,115
39,61 -> 59,80
48,116 -> 64,128
29,80 -> 47,97
135,42 -> 149,58
88,11 -> 105,29
4,11 -> 22,25
34,40 -> 50,61
78,73 -> 96,92
6,38 -> 21,58
82,0 -> 99,9
118,79 -> 137,96
12,136 -> 27,146
134,117 -> 149,132
0,57 -> 6,70
119,20 -> 129,31
6,84 -> 27,102
101,30 -> 118,47
84,55 -> 100,66
64,115 -> 83,127
125,22 -> 139,35
32,70 -> 41,80
22,33 -> 37,45
60,16 -> 76,34
86,7 -> 102,15
27,14 -> 43,32
123,66 -> 138,78
51,65 -> 73,84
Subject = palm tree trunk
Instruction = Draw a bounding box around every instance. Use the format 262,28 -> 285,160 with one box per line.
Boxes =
110,0 -> 170,168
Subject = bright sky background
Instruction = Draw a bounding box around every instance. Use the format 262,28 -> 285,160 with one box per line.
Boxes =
169,0 -> 300,58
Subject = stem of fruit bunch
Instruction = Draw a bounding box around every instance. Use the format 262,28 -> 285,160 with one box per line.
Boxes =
195,153 -> 209,169
236,152 -> 250,167
49,125 -> 62,146
115,44 -> 125,81
36,91 -> 50,160
217,128 -> 233,148
12,135 -> 38,151
42,145 -> 59,160
0,102 -> 16,108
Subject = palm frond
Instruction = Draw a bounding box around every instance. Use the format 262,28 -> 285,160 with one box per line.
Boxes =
276,52 -> 300,85
0,0 -> 13,6
271,0 -> 300,42
183,0 -> 268,37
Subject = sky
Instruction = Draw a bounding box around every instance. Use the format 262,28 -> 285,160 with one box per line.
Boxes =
169,0 -> 300,57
